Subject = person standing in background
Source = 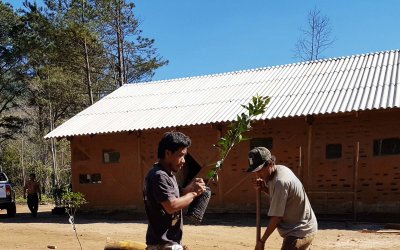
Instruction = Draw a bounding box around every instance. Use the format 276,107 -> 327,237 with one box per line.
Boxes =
23,173 -> 41,217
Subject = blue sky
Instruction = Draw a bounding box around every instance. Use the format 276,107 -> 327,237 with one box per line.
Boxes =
134,0 -> 400,80
6,0 -> 400,81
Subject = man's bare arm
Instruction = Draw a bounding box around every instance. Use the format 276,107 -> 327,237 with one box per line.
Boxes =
161,192 -> 198,214
261,216 -> 281,242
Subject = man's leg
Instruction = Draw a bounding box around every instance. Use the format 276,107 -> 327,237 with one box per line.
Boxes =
294,234 -> 314,250
27,194 -> 39,216
32,194 -> 39,216
146,244 -> 183,250
282,234 -> 315,250
27,195 -> 34,214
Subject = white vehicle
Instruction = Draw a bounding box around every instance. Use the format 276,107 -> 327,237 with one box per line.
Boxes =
0,173 -> 16,217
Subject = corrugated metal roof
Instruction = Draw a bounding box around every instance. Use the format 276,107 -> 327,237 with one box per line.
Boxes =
45,50 -> 400,138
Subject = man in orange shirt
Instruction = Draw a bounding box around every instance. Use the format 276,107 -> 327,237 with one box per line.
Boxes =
23,173 -> 41,217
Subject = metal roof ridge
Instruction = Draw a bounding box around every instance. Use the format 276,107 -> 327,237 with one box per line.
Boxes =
124,49 -> 400,86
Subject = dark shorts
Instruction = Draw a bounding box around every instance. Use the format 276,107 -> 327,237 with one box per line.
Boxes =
281,234 -> 315,250
146,244 -> 183,250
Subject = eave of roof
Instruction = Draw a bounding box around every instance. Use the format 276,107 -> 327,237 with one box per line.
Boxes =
45,49 -> 400,139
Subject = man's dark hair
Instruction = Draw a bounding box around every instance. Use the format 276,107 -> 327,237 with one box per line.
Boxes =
30,173 -> 36,178
157,131 -> 191,159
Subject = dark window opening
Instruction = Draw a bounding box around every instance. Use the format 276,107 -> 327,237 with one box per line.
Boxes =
250,137 -> 273,150
79,173 -> 102,184
176,153 -> 202,188
103,151 -> 120,163
373,138 -> 400,156
326,144 -> 342,159
184,154 -> 202,186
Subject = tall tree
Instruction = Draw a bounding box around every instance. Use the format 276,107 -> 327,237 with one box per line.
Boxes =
95,0 -> 168,86
18,2 -> 84,135
0,3 -> 27,144
0,0 -> 169,195
294,7 -> 334,61
45,0 -> 109,105
16,1 -> 90,189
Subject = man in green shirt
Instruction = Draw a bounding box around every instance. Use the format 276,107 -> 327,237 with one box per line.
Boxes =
247,147 -> 317,250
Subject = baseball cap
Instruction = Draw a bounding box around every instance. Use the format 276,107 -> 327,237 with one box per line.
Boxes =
247,147 -> 272,173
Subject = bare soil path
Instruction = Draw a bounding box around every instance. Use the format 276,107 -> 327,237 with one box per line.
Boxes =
1,204 -> 399,249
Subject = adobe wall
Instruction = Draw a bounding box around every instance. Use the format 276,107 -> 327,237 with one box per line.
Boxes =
308,110 -> 400,214
71,109 -> 400,214
355,110 -> 400,213
71,133 -> 142,209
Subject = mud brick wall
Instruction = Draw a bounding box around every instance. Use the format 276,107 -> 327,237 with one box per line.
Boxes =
71,132 -> 141,209
308,113 -> 358,213
70,109 -> 400,214
355,110 -> 400,213
251,118 -> 308,178
308,109 -> 400,214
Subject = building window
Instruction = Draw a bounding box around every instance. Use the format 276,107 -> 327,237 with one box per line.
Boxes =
250,137 -> 273,150
373,138 -> 400,156
326,144 -> 342,159
79,173 -> 102,184
103,150 -> 120,163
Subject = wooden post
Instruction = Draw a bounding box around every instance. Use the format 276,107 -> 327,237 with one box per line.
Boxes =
216,126 -> 224,207
138,132 -> 143,190
353,141 -> 360,221
256,187 -> 261,244
298,146 -> 302,178
306,116 -> 313,190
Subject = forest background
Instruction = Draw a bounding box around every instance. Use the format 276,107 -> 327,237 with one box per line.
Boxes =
0,0 -> 167,199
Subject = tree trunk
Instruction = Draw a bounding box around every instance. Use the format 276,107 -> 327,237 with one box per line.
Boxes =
115,0 -> 125,87
49,101 -> 58,189
83,37 -> 94,105
81,0 -> 94,105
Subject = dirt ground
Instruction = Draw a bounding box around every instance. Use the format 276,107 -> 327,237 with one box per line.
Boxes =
1,204 -> 399,250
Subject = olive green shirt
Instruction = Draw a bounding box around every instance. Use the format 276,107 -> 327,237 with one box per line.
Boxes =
268,165 -> 318,238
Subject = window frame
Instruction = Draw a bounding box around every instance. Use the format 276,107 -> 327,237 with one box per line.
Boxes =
103,150 -> 121,164
79,173 -> 102,184
373,137 -> 400,156
325,143 -> 342,160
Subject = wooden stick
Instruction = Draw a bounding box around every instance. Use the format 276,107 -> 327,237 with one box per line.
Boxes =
256,187 -> 261,244
104,240 -> 146,250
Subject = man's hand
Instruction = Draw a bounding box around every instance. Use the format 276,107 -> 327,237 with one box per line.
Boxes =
162,178 -> 207,214
253,178 -> 268,194
191,178 -> 206,196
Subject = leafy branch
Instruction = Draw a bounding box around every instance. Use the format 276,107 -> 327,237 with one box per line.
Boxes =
206,95 -> 270,185
62,191 -> 87,250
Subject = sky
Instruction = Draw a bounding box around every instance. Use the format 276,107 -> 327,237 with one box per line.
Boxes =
5,0 -> 400,81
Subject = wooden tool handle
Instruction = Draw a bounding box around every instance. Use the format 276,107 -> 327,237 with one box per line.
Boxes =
256,187 -> 261,243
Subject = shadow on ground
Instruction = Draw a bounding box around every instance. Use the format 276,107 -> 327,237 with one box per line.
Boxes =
1,205 -> 397,233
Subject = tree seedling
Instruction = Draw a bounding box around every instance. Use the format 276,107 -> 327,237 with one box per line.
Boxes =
207,95 -> 270,185
62,191 -> 87,250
